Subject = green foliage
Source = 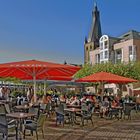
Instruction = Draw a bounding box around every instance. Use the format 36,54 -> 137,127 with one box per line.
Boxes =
74,62 -> 140,81
36,90 -> 44,95
11,91 -> 23,97
0,77 -> 21,84
74,63 -> 94,79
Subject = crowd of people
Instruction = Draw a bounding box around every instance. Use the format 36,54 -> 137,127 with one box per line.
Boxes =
0,85 -> 140,118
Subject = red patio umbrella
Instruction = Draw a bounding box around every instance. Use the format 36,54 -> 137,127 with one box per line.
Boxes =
0,60 -> 80,98
0,60 -> 80,79
76,71 -> 138,83
76,71 -> 138,100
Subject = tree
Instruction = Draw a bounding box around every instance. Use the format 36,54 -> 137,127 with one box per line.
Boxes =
75,62 -> 140,80
0,77 -> 22,86
74,63 -> 94,79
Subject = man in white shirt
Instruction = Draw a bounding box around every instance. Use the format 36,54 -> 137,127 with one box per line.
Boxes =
0,87 -> 3,99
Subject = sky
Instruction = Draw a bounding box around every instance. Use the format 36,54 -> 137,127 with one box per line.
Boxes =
0,0 -> 140,64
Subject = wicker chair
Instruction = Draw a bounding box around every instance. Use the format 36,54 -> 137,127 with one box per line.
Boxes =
24,114 -> 46,140
0,113 -> 17,140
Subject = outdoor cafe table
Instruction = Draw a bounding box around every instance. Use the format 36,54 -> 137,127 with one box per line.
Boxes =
14,105 -> 30,112
125,102 -> 136,107
0,100 -> 11,104
64,108 -> 81,125
109,106 -> 123,119
6,112 -> 36,140
66,105 -> 81,109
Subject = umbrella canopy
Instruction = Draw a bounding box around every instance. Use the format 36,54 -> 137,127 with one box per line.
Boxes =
0,59 -> 80,80
0,60 -> 80,100
76,71 -> 138,84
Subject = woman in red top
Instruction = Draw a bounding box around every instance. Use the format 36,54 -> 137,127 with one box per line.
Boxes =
111,100 -> 118,108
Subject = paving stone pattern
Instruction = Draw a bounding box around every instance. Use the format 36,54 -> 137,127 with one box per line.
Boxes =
1,111 -> 140,140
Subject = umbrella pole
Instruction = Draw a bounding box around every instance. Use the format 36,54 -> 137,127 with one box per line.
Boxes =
33,75 -> 37,103
101,82 -> 104,102
44,80 -> 46,95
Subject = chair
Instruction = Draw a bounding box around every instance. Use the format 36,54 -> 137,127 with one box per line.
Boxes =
45,103 -> 52,117
0,104 -> 6,114
40,103 -> 47,113
4,104 -> 11,114
123,106 -> 132,120
108,108 -> 119,120
29,106 -> 39,117
24,114 -> 46,140
51,101 -> 56,114
0,113 -> 17,140
81,105 -> 94,126
11,98 -> 17,108
0,103 -> 16,125
25,106 -> 40,125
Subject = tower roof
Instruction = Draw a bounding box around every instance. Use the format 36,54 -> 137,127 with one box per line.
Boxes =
88,2 -> 102,45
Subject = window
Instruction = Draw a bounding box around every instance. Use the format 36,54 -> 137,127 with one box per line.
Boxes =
104,51 -> 108,59
100,52 -> 103,60
95,54 -> 100,63
129,46 -> 137,61
133,46 -> 136,61
116,50 -> 121,59
129,46 -> 133,55
100,42 -> 103,50
115,49 -> 122,63
104,41 -> 108,49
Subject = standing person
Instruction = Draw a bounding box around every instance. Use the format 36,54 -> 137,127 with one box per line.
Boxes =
5,87 -> 11,101
0,86 -> 3,99
27,88 -> 30,101
2,87 -> 7,100
27,86 -> 34,102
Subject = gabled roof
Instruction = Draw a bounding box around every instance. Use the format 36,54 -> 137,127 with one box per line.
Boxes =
119,30 -> 140,40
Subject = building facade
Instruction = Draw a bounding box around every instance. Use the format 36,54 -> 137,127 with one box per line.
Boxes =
84,4 -> 140,65
89,30 -> 140,65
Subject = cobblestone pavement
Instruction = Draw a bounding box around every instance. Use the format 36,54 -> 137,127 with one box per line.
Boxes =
2,111 -> 140,140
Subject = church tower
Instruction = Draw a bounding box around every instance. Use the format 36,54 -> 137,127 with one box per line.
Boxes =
84,2 -> 102,64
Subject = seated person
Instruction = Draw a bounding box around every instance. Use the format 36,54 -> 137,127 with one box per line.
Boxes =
59,95 -> 66,103
114,95 -> 120,106
124,94 -> 130,103
100,97 -> 109,118
70,96 -> 80,105
80,95 -> 86,103
111,100 -> 118,108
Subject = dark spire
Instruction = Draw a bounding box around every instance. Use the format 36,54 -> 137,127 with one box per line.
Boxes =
64,60 -> 67,65
84,37 -> 88,44
93,1 -> 97,12
88,2 -> 102,46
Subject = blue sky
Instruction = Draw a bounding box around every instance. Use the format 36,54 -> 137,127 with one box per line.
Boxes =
0,0 -> 140,64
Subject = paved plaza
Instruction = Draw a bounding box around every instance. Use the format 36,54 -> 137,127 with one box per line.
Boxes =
4,111 -> 140,140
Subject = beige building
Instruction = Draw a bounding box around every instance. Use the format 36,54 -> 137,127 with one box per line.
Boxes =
89,30 -> 140,65
84,3 -> 140,65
